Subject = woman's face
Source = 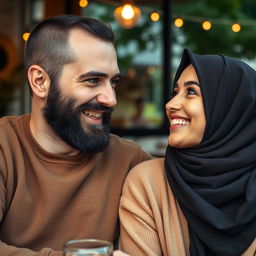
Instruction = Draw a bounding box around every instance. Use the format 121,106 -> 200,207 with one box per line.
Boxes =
166,64 -> 206,148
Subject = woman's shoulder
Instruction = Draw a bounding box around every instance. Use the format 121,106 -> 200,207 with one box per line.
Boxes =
124,158 -> 167,191
121,157 -> 178,217
128,157 -> 165,177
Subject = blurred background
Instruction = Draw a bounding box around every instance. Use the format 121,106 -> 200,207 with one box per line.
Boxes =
0,0 -> 256,156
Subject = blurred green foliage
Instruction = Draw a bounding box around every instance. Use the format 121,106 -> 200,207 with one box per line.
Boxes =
86,0 -> 256,66
173,0 -> 256,58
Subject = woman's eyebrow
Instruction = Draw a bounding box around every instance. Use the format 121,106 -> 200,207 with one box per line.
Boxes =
184,80 -> 200,87
174,80 -> 200,88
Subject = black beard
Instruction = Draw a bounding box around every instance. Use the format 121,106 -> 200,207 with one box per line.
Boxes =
43,85 -> 113,154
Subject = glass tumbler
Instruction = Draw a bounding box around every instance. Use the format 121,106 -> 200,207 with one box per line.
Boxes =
64,239 -> 113,256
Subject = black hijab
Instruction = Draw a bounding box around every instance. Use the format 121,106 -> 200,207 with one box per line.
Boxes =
165,49 -> 256,256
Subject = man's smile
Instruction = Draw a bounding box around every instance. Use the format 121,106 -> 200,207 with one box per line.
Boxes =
83,110 -> 103,119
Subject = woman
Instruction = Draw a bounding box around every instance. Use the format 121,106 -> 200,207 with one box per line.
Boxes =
119,49 -> 256,256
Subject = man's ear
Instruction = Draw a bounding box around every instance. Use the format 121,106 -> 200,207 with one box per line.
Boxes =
27,65 -> 50,98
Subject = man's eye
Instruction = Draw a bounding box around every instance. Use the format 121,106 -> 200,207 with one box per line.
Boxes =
111,78 -> 120,88
86,78 -> 99,84
81,78 -> 100,85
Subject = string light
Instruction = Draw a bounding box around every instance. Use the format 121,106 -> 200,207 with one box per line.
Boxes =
232,23 -> 241,32
174,18 -> 184,28
22,32 -> 30,41
202,20 -> 212,31
79,0 -> 256,32
79,0 -> 88,8
172,14 -> 251,32
76,1 -> 251,32
150,12 -> 160,22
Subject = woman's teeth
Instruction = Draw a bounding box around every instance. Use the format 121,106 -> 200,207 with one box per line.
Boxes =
171,119 -> 189,125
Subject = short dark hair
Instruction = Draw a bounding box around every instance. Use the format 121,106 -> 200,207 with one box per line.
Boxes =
24,15 -> 115,92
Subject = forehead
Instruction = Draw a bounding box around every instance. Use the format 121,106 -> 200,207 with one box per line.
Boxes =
177,64 -> 198,82
66,28 -> 119,74
68,28 -> 116,57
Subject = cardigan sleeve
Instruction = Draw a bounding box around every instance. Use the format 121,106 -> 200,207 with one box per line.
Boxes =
119,161 -> 163,256
119,159 -> 256,256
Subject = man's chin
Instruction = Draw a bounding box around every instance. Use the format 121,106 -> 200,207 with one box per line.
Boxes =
76,133 -> 110,153
82,124 -> 105,135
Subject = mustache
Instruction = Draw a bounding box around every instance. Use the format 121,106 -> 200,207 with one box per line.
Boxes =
79,102 -> 114,113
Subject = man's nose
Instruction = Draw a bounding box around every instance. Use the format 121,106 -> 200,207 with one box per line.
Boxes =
97,83 -> 117,107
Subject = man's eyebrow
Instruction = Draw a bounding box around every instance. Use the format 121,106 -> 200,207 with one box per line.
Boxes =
76,71 -> 107,82
174,80 -> 200,88
76,71 -> 121,82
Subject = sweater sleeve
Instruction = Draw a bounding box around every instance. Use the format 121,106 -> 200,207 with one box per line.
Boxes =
0,152 -> 62,256
0,242 -> 62,256
119,161 -> 163,256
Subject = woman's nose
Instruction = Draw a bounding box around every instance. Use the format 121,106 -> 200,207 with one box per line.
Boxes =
165,95 -> 182,111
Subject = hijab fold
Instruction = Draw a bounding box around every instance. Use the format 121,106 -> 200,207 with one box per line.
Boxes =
165,49 -> 256,256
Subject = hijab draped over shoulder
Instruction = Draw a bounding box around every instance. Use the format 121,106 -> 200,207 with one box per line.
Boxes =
165,49 -> 256,256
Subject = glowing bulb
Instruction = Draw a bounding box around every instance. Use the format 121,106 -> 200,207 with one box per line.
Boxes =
150,12 -> 160,22
202,21 -> 212,31
23,32 -> 30,41
121,4 -> 135,19
114,3 -> 141,29
174,18 -> 184,28
79,0 -> 88,8
232,23 -> 241,32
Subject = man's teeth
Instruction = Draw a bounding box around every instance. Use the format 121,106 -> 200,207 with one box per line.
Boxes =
171,119 -> 189,125
84,111 -> 103,118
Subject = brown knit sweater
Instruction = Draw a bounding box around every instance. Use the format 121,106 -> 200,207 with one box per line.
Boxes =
119,158 -> 256,256
0,114 -> 152,256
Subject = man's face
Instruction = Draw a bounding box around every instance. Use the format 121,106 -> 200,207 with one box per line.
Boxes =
43,29 -> 120,153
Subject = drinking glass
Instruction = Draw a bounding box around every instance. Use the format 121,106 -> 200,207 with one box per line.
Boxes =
63,239 -> 113,256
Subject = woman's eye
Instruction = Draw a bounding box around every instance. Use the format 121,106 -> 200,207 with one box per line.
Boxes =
187,87 -> 198,95
172,88 -> 179,97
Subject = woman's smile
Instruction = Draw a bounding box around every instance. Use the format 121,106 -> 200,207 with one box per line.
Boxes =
170,115 -> 190,130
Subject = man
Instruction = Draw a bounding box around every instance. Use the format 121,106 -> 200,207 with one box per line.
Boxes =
0,15 -> 151,256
